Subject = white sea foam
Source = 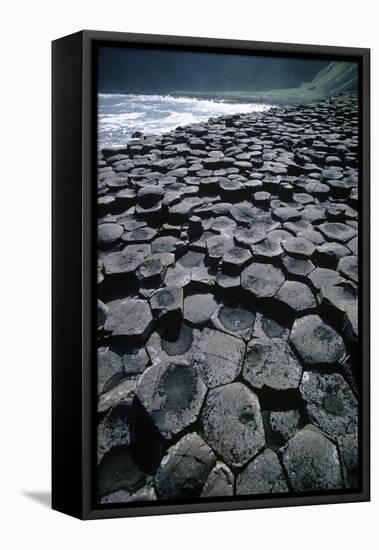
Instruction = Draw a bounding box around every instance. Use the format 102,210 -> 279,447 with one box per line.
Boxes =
98,93 -> 272,149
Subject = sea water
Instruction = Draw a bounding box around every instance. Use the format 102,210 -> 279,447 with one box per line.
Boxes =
98,93 -> 271,149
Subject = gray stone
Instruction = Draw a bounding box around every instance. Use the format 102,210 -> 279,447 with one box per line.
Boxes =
193,328 -> 245,388
101,486 -> 157,504
104,299 -> 153,343
155,433 -> 216,499
201,382 -> 265,468
201,463 -> 234,498
282,255 -> 315,278
338,255 -> 358,283
318,222 -> 357,243
299,371 -> 358,438
241,263 -> 285,298
280,426 -> 342,491
290,315 -> 345,366
98,402 -> 132,463
275,280 -> 317,313
338,433 -> 359,489
149,286 -> 183,321
97,348 -> 125,395
212,304 -> 255,340
308,267 -> 344,290
184,293 -> 218,326
122,226 -> 158,244
264,410 -> 303,448
98,377 -> 138,414
273,206 -> 301,222
98,223 -> 124,248
236,449 -> 288,495
243,337 -> 302,391
223,247 -> 252,271
136,362 -> 207,439
251,237 -> 283,260
282,237 -> 316,259
136,253 -> 174,284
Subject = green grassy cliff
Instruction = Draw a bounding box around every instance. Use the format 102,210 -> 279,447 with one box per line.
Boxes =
171,61 -> 358,105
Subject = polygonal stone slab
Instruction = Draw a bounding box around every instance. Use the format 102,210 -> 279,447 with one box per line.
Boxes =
243,337 -> 302,391
241,263 -> 285,299
193,328 -> 245,388
183,293 -> 218,326
155,433 -> 216,499
263,410 -> 303,449
98,223 -> 124,248
104,299 -> 153,343
338,255 -> 358,283
318,222 -> 357,243
290,315 -> 345,366
308,267 -> 344,290
299,371 -> 358,438
338,433 -> 359,489
201,463 -> 234,498
279,425 -> 342,491
201,382 -> 265,468
97,348 -> 125,395
222,247 -> 252,271
149,286 -> 183,321
282,237 -> 316,259
236,449 -> 288,495
211,303 -> 255,340
136,362 -> 207,439
275,280 -> 317,313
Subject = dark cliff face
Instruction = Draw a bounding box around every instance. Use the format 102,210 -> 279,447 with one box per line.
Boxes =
98,46 -> 328,94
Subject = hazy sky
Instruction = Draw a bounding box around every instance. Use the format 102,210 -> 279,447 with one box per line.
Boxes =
98,46 -> 329,94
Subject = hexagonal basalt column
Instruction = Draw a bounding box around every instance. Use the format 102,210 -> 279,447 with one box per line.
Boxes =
136,362 -> 207,439
201,382 -> 265,468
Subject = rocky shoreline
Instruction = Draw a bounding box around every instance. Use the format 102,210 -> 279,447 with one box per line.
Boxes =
97,94 -> 359,503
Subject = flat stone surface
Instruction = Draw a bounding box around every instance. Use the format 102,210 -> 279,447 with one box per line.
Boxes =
201,463 -> 234,498
243,337 -> 302,391
290,315 -> 345,366
282,237 -> 316,259
149,286 -> 183,320
201,382 -> 265,468
98,223 -> 124,248
136,362 -> 207,439
308,267 -> 344,290
97,348 -> 125,395
264,410 -> 303,448
236,449 -> 288,495
318,222 -> 357,243
212,304 -> 255,340
241,263 -> 285,298
183,293 -> 218,326
280,425 -> 342,491
282,255 -> 315,278
338,255 -> 358,283
104,299 -> 153,342
222,247 -> 252,271
98,402 -> 132,463
299,371 -> 358,438
193,328 -> 245,388
275,280 -> 317,312
155,433 -> 215,499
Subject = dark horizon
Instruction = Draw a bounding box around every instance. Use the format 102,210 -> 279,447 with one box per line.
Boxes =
98,46 -> 329,94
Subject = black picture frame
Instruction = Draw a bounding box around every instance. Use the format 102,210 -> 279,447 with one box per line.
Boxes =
52,30 -> 370,520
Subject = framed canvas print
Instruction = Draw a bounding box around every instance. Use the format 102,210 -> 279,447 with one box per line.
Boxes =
52,31 -> 370,519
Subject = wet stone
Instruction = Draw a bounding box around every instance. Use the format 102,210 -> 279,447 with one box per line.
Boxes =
236,449 -> 288,495
201,382 -> 265,468
201,463 -> 234,498
212,304 -> 255,340
155,433 -> 215,500
184,293 -> 218,326
299,371 -> 358,438
280,425 -> 342,491
136,362 -> 207,439
193,328 -> 245,388
243,337 -> 302,391
241,262 -> 285,299
104,299 -> 153,343
290,315 -> 345,366
275,280 -> 317,313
